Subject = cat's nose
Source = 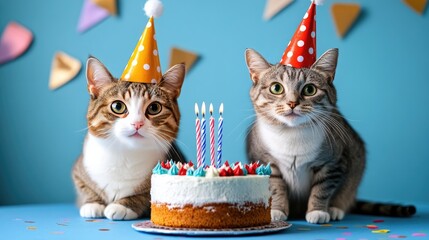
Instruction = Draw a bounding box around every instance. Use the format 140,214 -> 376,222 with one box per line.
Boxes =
132,121 -> 144,130
288,101 -> 298,109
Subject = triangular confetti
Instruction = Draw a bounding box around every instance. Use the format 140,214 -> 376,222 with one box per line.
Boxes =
331,3 -> 361,38
403,0 -> 427,15
77,0 -> 110,33
0,22 -> 33,65
263,0 -> 294,20
169,47 -> 199,72
91,0 -> 117,15
49,52 -> 82,90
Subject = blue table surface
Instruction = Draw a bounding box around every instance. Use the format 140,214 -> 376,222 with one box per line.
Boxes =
0,203 -> 428,240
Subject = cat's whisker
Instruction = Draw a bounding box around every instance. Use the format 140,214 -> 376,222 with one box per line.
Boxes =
75,126 -> 90,133
169,138 -> 190,152
312,109 -> 351,139
312,109 -> 345,121
240,118 -> 258,143
228,113 -> 258,141
148,128 -> 182,161
155,130 -> 190,156
151,135 -> 171,157
315,106 -> 358,123
158,128 -> 178,136
309,112 -> 341,142
156,128 -> 190,151
310,115 -> 331,151
237,108 -> 257,113
311,111 -> 352,145
304,114 -> 319,146
306,112 -> 335,153
146,129 -> 171,154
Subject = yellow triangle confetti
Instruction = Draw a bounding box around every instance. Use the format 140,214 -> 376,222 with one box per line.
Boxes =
263,0 -> 294,20
403,0 -> 427,15
91,0 -> 117,15
49,52 -> 81,90
331,3 -> 361,38
372,229 -> 390,234
169,47 -> 199,72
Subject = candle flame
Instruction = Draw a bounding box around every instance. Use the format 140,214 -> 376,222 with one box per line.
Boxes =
201,102 -> 206,117
195,103 -> 199,116
209,103 -> 213,115
219,103 -> 224,115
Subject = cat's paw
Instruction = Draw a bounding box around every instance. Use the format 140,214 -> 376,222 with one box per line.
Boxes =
306,210 -> 330,224
80,203 -> 105,218
329,207 -> 345,221
104,203 -> 138,220
271,209 -> 288,221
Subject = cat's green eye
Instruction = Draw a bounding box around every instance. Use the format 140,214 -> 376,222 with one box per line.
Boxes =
302,84 -> 317,96
270,82 -> 284,95
147,102 -> 162,115
111,101 -> 127,114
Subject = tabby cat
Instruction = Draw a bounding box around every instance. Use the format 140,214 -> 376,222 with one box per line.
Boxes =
72,57 -> 185,220
246,49 -> 365,223
245,48 -> 415,224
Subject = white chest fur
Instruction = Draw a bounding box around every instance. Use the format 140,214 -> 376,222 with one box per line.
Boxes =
257,121 -> 325,196
83,134 -> 163,202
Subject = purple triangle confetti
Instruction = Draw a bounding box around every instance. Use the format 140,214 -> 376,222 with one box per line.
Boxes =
77,0 -> 110,33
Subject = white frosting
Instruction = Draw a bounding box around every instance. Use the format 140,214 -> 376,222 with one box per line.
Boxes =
151,175 -> 271,208
205,166 -> 219,178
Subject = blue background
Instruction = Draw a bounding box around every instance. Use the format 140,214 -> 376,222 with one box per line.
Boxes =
0,0 -> 428,205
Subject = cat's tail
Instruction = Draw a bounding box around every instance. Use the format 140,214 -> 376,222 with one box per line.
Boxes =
351,200 -> 416,217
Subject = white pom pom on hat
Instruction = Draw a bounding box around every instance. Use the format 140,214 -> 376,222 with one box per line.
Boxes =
144,0 -> 163,18
312,0 -> 325,5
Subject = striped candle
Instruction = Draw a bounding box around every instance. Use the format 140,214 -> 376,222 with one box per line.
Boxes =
200,102 -> 207,167
195,103 -> 202,167
216,103 -> 223,168
209,103 -> 215,166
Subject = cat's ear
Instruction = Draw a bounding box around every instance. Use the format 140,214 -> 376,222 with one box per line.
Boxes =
245,49 -> 271,83
310,48 -> 339,82
160,63 -> 186,99
86,57 -> 114,98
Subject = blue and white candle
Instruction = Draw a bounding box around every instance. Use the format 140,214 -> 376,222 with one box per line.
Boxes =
216,103 -> 223,168
200,102 -> 207,167
195,103 -> 202,167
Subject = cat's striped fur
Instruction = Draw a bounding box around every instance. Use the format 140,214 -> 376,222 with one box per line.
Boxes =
72,57 -> 185,220
245,48 -> 415,224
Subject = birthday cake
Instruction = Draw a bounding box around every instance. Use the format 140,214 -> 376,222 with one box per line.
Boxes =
150,161 -> 272,229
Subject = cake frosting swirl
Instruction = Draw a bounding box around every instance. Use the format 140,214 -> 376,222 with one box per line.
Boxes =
152,160 -> 272,177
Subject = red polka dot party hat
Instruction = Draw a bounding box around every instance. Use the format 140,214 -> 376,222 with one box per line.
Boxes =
121,0 -> 163,83
280,0 -> 323,68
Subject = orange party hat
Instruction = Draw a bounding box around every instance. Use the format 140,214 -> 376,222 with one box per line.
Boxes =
280,0 -> 323,68
121,0 -> 163,83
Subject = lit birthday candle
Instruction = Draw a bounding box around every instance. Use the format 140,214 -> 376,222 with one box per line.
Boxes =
216,103 -> 223,168
200,102 -> 207,167
209,103 -> 215,166
195,103 -> 202,167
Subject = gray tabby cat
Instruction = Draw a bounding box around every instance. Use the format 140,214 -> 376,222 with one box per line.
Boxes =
245,48 -> 366,224
72,57 -> 185,220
